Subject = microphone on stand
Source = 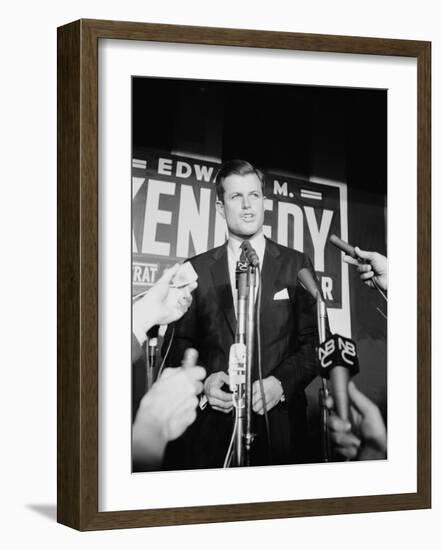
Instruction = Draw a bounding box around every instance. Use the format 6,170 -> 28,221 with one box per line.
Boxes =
228,240 -> 260,467
227,253 -> 249,467
297,266 -> 331,460
297,267 -> 327,341
318,334 -> 359,422
297,267 -> 321,299
233,256 -> 248,390
297,266 -> 360,424
241,240 -> 260,267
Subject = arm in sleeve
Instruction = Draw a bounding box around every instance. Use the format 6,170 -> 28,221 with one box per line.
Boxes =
161,287 -> 205,369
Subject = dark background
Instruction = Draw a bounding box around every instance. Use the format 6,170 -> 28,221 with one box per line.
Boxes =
132,77 -> 387,462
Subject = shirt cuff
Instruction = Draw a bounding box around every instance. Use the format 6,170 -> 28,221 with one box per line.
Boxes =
199,394 -> 208,410
274,377 -> 286,403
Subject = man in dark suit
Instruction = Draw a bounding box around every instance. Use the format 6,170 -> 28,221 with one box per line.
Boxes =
163,159 -> 319,469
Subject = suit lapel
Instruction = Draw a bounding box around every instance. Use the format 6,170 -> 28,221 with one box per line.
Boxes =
260,238 -> 282,312
210,243 -> 236,338
208,239 -> 283,339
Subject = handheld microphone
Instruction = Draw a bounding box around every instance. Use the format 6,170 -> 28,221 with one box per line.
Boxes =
241,240 -> 260,267
146,325 -> 159,391
181,348 -> 198,369
330,234 -> 388,310
318,334 -> 359,422
147,324 -> 159,341
329,234 -> 358,259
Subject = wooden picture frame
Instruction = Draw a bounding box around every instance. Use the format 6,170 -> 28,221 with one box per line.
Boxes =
57,18 -> 431,531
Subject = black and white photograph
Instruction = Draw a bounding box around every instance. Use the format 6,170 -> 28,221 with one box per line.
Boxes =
130,77 -> 388,472
0,0 -> 437,543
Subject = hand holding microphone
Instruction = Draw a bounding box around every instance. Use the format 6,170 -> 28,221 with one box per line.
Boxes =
326,381 -> 387,460
132,348 -> 206,469
132,263 -> 198,346
329,234 -> 388,292
345,247 -> 388,292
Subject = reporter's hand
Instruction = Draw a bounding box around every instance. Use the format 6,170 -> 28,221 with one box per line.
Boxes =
132,362 -> 205,469
252,376 -> 284,415
347,381 -> 387,460
133,264 -> 197,341
203,371 -> 233,413
134,363 -> 206,442
343,247 -> 388,291
327,411 -> 361,460
327,381 -> 387,461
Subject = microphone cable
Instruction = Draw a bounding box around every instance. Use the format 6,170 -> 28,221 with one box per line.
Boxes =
156,325 -> 175,379
223,408 -> 238,468
372,277 -> 388,302
372,278 -> 388,319
255,265 -> 272,462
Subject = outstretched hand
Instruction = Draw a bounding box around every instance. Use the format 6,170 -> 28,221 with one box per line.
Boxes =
133,264 -> 197,343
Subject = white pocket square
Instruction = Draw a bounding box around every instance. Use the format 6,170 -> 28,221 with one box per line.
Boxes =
273,288 -> 289,300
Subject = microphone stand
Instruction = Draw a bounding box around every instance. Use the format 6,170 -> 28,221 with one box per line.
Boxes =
228,240 -> 261,467
297,268 -> 330,462
316,295 -> 330,462
231,262 -> 257,467
230,263 -> 256,466
244,263 -> 257,466
231,266 -> 247,467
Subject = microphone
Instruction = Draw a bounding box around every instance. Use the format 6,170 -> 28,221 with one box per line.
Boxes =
147,324 -> 159,340
297,267 -> 328,353
329,234 -> 358,259
241,240 -> 260,267
228,342 -> 246,391
181,348 -> 199,369
146,325 -> 159,391
297,267 -> 321,300
235,259 -> 248,298
318,334 -> 360,422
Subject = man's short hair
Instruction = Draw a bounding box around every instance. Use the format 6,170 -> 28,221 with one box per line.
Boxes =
215,159 -> 266,202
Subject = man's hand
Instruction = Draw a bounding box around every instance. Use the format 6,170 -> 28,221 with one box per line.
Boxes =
327,381 -> 387,460
133,263 -> 197,343
327,412 -> 361,460
134,363 -> 206,441
252,376 -> 284,415
343,247 -> 388,291
203,371 -> 233,413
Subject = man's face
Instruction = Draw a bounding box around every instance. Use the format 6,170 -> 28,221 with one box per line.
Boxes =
216,173 -> 265,239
